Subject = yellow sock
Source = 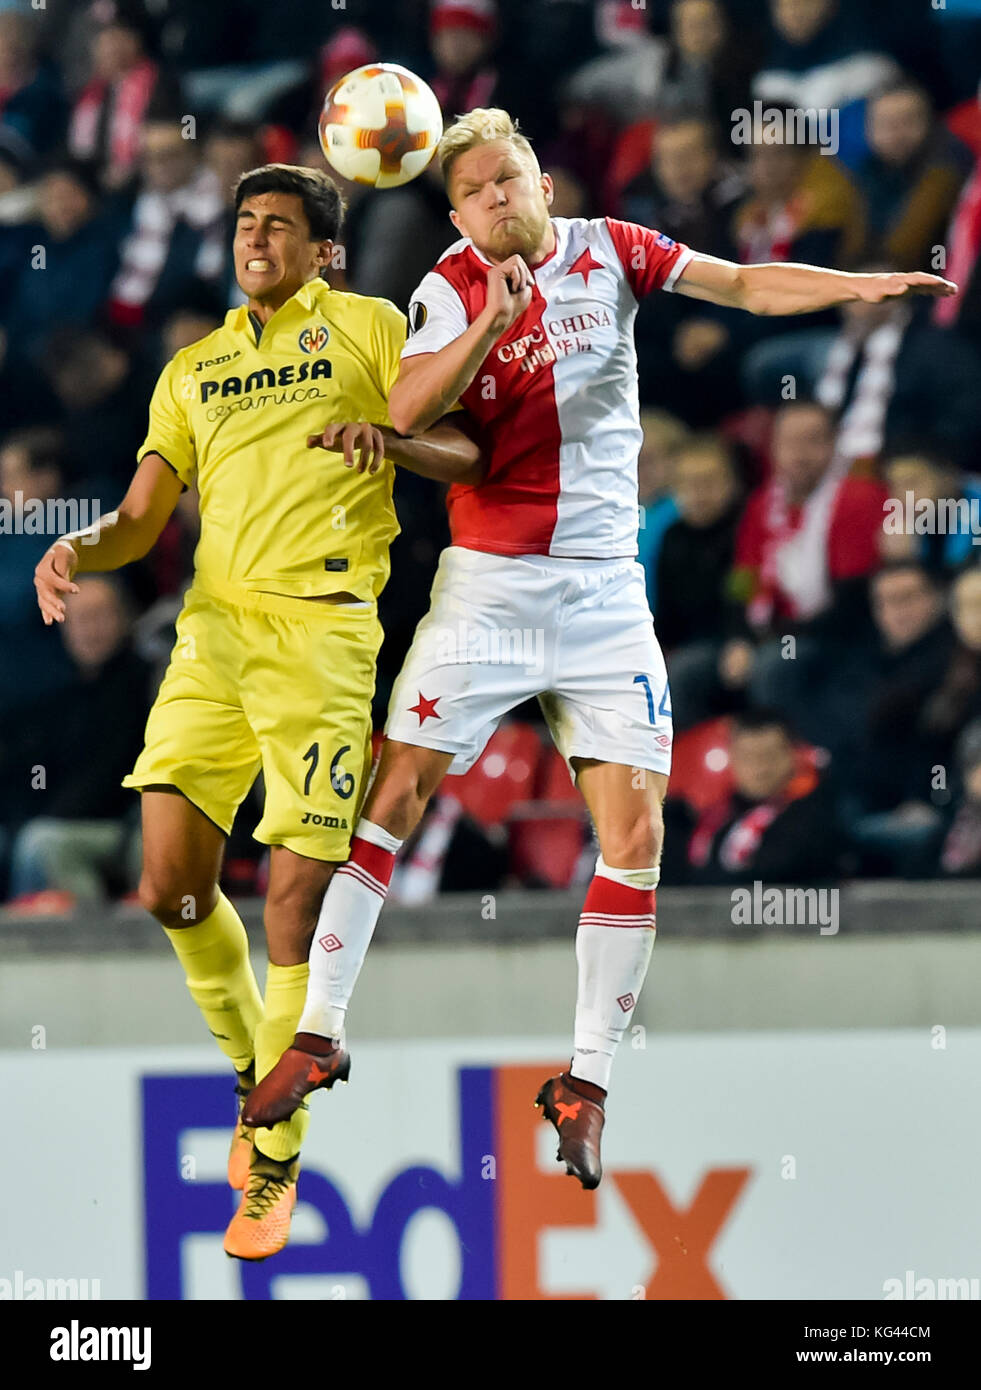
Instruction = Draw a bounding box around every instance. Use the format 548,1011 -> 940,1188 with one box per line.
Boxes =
254,961 -> 311,1162
163,893 -> 263,1073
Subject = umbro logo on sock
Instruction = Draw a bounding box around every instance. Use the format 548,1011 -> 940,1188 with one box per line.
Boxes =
318,934 -> 343,953
617,992 -> 635,1012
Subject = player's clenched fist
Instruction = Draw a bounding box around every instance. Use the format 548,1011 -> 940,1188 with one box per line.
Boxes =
34,540 -> 79,625
484,254 -> 533,335
306,421 -> 386,474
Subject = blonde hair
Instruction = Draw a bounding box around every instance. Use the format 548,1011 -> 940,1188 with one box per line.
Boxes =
437,108 -> 539,186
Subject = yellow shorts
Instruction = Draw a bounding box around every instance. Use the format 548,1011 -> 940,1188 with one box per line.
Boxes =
123,579 -> 382,861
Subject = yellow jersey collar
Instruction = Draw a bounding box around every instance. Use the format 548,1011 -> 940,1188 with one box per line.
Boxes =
227,275 -> 331,337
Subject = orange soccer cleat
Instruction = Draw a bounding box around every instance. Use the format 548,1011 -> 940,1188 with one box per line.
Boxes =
242,1034 -> 351,1128
227,1067 -> 255,1191
535,1071 -> 606,1190
223,1149 -> 299,1261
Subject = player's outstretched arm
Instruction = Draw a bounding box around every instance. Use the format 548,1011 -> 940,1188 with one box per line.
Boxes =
34,452 -> 184,625
674,253 -> 957,317
306,418 -> 486,485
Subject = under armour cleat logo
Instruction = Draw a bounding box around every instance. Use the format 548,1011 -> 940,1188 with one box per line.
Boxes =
555,1099 -> 582,1125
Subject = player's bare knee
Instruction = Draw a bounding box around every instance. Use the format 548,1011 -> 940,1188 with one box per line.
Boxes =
600,811 -> 663,869
138,871 -> 217,928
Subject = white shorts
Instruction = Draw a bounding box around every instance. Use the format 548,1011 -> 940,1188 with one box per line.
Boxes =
385,547 -> 673,777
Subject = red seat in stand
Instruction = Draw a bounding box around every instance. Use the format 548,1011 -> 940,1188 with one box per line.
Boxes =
509,747 -> 588,889
669,716 -> 735,813
670,715 -> 827,813
442,721 -> 543,829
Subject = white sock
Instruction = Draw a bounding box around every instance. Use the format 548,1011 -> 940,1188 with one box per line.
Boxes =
572,856 -> 658,1090
297,818 -> 402,1040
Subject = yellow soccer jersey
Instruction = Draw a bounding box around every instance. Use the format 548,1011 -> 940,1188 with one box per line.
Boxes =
139,277 -> 405,602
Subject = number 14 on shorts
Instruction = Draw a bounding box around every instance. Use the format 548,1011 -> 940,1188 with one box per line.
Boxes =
634,673 -> 671,723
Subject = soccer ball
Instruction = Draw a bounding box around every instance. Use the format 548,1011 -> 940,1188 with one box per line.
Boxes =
318,63 -> 443,190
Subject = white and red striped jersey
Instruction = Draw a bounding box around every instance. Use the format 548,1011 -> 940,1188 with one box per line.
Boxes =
401,215 -> 693,558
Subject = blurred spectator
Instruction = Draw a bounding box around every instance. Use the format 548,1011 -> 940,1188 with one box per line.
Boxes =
133,300 -> 214,603
933,152 -> 981,352
151,0 -> 254,75
921,567 -> 981,754
0,133 -> 34,312
561,0 -> 666,127
753,0 -> 901,166
0,124 -> 36,222
204,118 -> 264,210
621,114 -> 745,257
0,10 -> 67,158
0,425 -> 74,719
546,164 -> 591,219
637,408 -> 689,605
835,561 -> 954,873
656,0 -> 759,130
42,325 -> 151,500
202,117 -> 264,307
264,26 -> 379,152
627,114 -> 748,422
175,0 -> 310,122
857,80 -> 969,270
686,709 -> 840,885
429,0 -> 501,118
813,284 -> 981,469
0,158 -> 120,363
881,452 -> 981,573
346,167 -> 456,309
937,718 -> 981,875
107,109 -> 224,328
160,297 -> 223,360
656,436 -> 744,728
67,5 -> 170,191
4,575 -> 150,907
724,400 -> 886,741
732,124 -> 866,269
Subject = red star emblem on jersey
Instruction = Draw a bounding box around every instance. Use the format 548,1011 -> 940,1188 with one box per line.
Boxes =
566,248 -> 604,287
409,692 -> 441,725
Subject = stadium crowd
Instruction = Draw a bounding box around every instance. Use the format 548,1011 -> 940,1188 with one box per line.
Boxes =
2,0 -> 981,909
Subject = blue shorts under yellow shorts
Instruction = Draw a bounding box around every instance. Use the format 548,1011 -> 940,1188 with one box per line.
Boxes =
123,578 -> 383,861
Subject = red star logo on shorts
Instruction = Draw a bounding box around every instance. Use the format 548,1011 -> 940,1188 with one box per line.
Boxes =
409,691 -> 441,725
566,248 -> 604,287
